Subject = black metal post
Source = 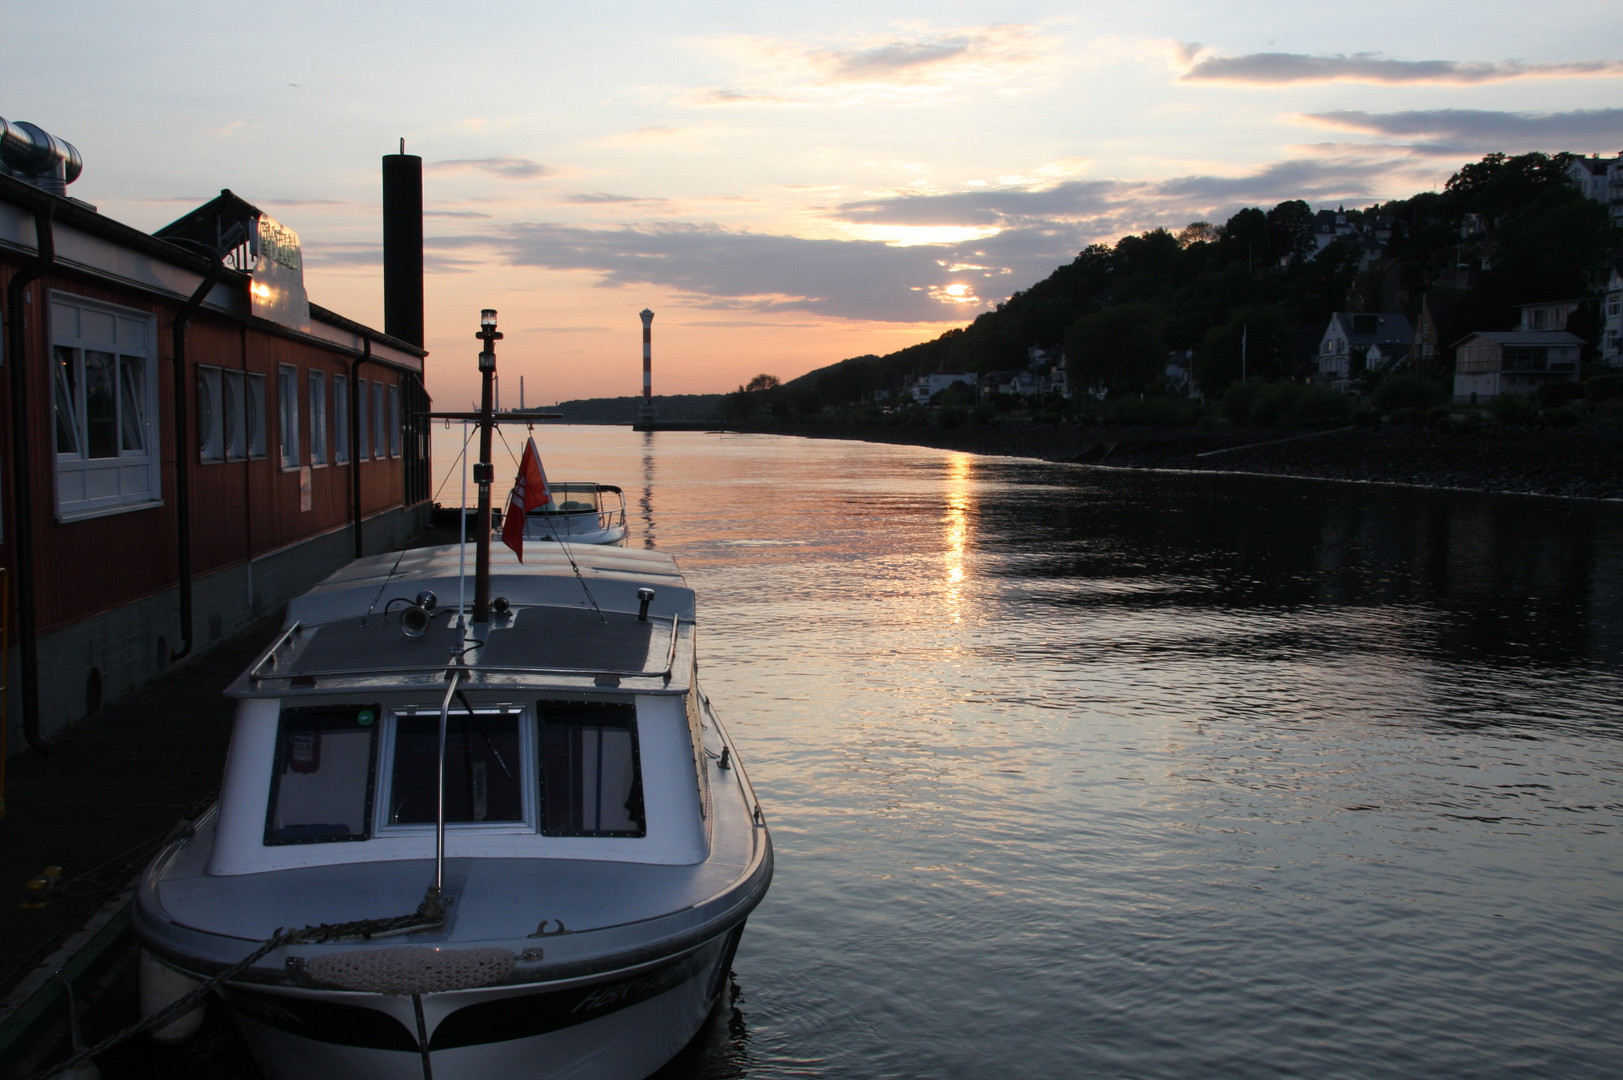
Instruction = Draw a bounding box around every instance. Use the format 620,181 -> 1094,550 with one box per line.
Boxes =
472,310 -> 501,623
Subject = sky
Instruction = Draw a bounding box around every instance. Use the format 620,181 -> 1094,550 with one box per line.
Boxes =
7,1 -> 1623,410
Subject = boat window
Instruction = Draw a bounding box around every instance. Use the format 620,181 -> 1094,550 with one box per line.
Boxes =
265,706 -> 379,845
388,711 -> 524,825
538,701 -> 644,837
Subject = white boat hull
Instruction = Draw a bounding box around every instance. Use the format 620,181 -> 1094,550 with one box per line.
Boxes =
222,931 -> 738,1080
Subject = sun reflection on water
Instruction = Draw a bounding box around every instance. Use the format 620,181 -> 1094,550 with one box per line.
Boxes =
942,454 -> 972,621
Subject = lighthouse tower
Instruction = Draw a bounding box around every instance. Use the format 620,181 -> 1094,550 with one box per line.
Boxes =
636,308 -> 657,425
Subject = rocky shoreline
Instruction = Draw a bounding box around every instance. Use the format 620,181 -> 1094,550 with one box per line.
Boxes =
734,420 -> 1623,501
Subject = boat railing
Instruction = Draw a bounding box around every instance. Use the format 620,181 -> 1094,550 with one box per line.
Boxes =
244,612 -> 683,690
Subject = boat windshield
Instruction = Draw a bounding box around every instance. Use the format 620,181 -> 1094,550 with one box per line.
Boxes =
539,701 -> 644,837
265,706 -> 379,845
388,710 -> 525,825
543,484 -> 601,514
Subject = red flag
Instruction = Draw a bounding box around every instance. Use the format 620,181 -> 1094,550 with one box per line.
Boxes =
499,438 -> 551,561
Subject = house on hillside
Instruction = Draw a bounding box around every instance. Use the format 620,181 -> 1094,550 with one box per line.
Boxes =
1317,312 -> 1413,391
910,372 -> 973,405
1412,294 -> 1457,376
1566,154 -> 1623,221
1603,260 -> 1623,367
1453,304 -> 1585,401
1452,332 -> 1582,402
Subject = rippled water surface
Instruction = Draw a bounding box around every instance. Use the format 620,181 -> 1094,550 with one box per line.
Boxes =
481,426 -> 1623,1078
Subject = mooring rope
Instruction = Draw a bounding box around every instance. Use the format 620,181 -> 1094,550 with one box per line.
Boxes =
28,899 -> 448,1080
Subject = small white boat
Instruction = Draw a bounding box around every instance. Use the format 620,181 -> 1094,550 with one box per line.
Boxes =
519,482 -> 628,546
133,544 -> 772,1080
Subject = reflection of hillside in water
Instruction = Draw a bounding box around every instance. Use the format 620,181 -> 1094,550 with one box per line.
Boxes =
968,463 -> 1623,666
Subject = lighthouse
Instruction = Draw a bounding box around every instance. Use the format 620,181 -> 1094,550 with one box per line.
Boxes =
637,308 -> 657,425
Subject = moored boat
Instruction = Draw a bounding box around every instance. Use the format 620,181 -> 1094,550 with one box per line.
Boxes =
132,309 -> 769,1080
515,482 -> 628,546
133,544 -> 771,1079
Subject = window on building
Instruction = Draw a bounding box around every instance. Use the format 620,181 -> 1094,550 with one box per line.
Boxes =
388,384 -> 401,457
1607,295 -> 1620,318
51,294 -> 161,521
278,365 -> 300,469
357,377 -> 370,460
223,370 -> 247,459
246,373 -> 267,458
200,367 -> 250,463
373,381 -> 385,460
308,370 -> 328,466
199,367 -> 224,463
333,374 -> 350,464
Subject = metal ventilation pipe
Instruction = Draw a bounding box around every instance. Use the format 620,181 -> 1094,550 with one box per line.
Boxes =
0,118 -> 83,195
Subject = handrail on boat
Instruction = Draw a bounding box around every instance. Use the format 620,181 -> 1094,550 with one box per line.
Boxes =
247,622 -> 305,687
242,613 -> 687,689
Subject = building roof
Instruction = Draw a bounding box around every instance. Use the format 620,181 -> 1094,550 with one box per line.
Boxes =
1450,331 -> 1584,348
0,171 -> 426,361
1326,312 -> 1413,345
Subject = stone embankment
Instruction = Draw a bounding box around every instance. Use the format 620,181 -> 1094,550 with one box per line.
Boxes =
742,421 -> 1623,501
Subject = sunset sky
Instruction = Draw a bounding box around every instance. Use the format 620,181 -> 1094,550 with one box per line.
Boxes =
9,1 -> 1623,409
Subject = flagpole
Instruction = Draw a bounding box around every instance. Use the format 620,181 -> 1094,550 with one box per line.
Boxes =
472,309 -> 502,624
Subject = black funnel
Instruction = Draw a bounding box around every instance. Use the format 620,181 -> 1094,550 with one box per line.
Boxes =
382,143 -> 424,348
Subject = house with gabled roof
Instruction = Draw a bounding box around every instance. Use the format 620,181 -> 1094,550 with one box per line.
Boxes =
1602,259 -> 1623,368
1316,312 -> 1413,391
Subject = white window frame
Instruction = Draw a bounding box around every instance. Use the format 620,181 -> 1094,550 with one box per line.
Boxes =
277,364 -> 300,470
51,293 -> 161,522
308,370 -> 328,466
333,374 -> 350,464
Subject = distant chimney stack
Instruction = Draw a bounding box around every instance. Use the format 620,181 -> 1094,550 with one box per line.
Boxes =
382,141 -> 424,348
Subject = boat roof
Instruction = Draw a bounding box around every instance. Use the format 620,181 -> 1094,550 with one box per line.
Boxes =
228,544 -> 697,699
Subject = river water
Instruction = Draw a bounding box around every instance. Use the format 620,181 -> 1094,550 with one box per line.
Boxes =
461,426 -> 1622,1080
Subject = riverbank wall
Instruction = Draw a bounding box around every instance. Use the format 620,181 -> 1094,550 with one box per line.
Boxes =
732,421 -> 1623,501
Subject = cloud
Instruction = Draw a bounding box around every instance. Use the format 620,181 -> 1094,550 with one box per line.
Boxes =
830,157 -> 1398,232
1303,108 -> 1623,149
494,221 -> 962,322
685,23 -> 1051,107
1182,52 -> 1623,85
566,192 -> 668,205
428,157 -> 553,180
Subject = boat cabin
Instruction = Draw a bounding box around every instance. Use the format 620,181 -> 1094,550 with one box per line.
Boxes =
206,546 -> 711,876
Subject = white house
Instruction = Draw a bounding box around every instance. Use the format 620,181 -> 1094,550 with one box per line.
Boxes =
1317,312 -> 1413,391
910,372 -> 974,405
1452,333 -> 1582,402
1602,260 -> 1623,368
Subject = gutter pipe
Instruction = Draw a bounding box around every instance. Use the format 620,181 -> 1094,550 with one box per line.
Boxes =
5,205 -> 55,753
168,250 -> 224,662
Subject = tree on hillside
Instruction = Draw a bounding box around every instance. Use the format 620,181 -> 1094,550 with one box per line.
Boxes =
1064,303 -> 1166,395
1443,151 -> 1575,227
1194,307 -> 1293,395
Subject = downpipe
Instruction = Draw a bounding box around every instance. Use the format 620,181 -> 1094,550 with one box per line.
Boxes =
168,249 -> 223,662
6,205 -> 56,753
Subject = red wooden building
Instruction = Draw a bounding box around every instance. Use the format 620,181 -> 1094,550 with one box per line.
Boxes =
1,121 -> 431,750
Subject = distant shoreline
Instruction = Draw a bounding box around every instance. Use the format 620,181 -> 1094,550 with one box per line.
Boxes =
723,421 -> 1623,502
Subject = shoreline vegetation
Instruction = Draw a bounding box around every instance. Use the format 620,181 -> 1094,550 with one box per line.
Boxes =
723,418 -> 1623,501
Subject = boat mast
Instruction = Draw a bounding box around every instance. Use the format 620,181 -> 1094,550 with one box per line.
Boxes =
472,309 -> 502,623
